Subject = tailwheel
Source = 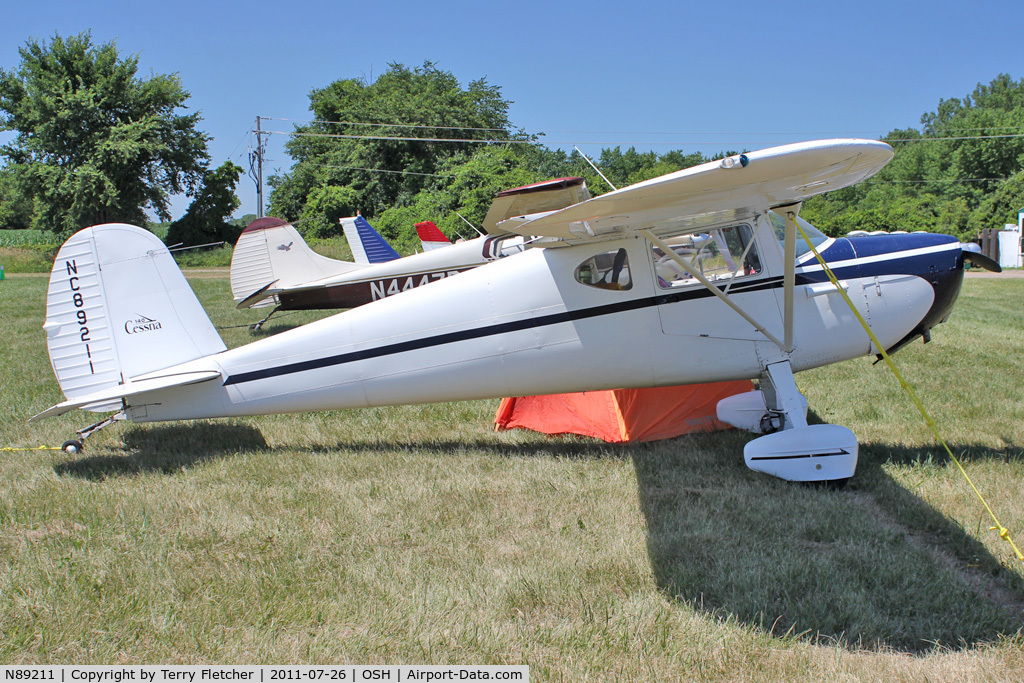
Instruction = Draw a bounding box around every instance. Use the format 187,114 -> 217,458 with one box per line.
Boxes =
63,411 -> 126,456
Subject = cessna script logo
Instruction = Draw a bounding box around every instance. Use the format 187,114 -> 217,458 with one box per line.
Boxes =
124,315 -> 162,335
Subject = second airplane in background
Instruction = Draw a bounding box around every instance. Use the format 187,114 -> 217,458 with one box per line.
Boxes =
229,178 -> 592,322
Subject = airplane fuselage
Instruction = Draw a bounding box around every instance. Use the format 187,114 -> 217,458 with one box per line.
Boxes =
125,213 -> 963,423
259,234 -> 526,311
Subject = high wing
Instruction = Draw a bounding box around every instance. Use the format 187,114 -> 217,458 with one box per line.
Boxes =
497,140 -> 893,244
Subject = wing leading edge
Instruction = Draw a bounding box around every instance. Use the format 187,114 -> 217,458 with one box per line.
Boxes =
498,139 -> 893,244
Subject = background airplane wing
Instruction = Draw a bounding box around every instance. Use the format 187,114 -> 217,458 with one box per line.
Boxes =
483,176 -> 591,234
498,139 -> 893,244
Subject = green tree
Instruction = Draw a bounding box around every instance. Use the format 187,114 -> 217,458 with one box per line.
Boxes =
164,161 -> 244,247
268,62 -> 527,236
0,31 -> 210,234
967,169 -> 1024,234
0,165 -> 34,230
374,146 -> 545,251
804,74 -> 1024,238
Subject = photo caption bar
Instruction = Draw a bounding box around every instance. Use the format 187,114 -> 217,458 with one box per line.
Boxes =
0,667 -> 529,683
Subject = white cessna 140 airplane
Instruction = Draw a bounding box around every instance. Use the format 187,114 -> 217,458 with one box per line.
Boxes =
32,139 -> 997,484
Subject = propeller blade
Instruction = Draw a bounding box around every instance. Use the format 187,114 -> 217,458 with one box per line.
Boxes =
963,249 -> 1002,273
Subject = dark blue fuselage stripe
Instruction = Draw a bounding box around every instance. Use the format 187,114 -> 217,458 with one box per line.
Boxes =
225,277 -> 788,386
224,295 -> 657,386
223,254 -> 944,387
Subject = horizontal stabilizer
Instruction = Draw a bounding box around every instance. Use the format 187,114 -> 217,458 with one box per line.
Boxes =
235,280 -> 281,309
30,370 -> 222,422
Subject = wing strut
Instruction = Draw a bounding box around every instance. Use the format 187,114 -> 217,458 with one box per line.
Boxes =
782,210 -> 798,353
640,229 -> 787,351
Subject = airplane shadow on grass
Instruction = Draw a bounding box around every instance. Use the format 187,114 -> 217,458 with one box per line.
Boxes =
50,415 -> 1024,652
53,422 -> 268,481
630,420 -> 1024,654
52,425 -> 620,482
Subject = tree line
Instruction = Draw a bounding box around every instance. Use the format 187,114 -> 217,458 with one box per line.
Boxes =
0,32 -> 243,247
2,32 -> 1023,250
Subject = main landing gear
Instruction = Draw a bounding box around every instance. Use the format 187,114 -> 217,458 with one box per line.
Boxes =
716,360 -> 858,484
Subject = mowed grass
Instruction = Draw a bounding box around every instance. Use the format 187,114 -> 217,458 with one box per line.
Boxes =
1,272 -> 1023,679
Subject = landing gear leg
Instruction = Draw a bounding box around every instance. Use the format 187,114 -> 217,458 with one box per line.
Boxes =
250,306 -> 280,332
717,360 -> 858,483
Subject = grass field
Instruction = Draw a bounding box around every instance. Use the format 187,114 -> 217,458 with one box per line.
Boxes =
1,271 -> 1023,680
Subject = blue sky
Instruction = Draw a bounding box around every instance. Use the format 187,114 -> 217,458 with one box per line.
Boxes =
4,0 -> 1023,219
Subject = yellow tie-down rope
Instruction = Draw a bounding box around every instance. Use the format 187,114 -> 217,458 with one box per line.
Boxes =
792,215 -> 1023,562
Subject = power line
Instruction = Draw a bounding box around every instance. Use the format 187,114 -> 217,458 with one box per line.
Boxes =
262,129 -> 525,144
258,116 -> 1024,144
262,116 -> 511,133
260,127 -> 1024,148
888,133 -> 1024,142
292,159 -> 456,178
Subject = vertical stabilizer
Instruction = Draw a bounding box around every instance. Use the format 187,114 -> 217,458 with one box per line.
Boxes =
43,224 -> 226,409
230,217 -> 366,308
340,216 -> 401,264
415,221 -> 453,251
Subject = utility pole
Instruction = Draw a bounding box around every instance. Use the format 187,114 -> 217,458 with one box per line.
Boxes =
249,116 -> 267,218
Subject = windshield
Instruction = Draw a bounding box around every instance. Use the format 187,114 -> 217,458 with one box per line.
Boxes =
652,224 -> 761,289
768,211 -> 829,259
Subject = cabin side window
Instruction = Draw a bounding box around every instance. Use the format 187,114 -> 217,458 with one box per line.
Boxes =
574,248 -> 632,290
652,225 -> 761,289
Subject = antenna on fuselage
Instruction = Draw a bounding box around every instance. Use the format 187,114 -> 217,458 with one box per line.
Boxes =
454,211 -> 485,237
574,145 -> 618,192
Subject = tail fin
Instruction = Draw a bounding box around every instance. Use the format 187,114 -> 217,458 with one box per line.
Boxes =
42,224 -> 226,409
340,215 -> 400,264
230,217 -> 365,308
415,221 -> 453,251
